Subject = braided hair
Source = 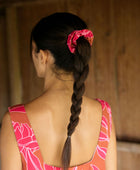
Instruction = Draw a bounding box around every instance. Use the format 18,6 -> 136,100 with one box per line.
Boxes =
31,12 -> 92,170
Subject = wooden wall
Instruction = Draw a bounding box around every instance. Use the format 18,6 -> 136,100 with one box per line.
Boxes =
0,0 -> 140,169
0,9 -> 9,121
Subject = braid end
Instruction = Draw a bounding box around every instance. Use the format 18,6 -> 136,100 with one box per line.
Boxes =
61,136 -> 71,170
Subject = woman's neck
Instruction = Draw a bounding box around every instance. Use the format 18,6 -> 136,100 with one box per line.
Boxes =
43,73 -> 74,95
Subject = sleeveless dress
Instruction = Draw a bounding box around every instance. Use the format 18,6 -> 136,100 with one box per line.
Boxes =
8,98 -> 112,170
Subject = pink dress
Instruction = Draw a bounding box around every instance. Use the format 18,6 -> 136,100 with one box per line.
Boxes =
8,98 -> 112,170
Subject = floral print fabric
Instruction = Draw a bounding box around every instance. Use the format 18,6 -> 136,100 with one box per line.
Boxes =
67,29 -> 94,53
8,98 -> 112,170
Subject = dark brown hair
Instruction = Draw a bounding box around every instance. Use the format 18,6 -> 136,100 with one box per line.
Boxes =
31,12 -> 91,170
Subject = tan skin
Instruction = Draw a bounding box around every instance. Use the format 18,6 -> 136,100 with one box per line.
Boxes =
0,41 -> 117,170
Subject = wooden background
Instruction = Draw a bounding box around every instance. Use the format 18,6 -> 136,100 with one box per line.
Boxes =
0,0 -> 140,169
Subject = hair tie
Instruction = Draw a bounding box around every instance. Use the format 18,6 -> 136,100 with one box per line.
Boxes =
67,29 -> 94,53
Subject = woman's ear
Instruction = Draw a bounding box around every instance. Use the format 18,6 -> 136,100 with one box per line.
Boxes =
39,50 -> 48,65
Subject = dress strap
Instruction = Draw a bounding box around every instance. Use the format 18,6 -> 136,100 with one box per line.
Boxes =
95,98 -> 112,138
8,104 -> 44,170
8,104 -> 32,126
93,98 -> 112,161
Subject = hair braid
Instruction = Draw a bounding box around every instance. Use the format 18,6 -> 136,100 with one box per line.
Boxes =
62,37 -> 91,170
31,12 -> 93,170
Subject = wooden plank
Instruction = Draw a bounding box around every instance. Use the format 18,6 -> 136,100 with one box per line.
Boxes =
0,9 -> 9,121
86,0 -> 120,135
0,0 -> 58,8
117,141 -> 140,154
114,0 -> 140,139
6,7 -> 22,105
117,141 -> 140,169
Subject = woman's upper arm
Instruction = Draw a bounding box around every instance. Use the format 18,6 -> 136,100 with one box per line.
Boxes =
0,112 -> 22,170
105,116 -> 117,170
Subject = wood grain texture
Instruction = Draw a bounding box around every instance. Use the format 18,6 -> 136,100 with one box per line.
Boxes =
117,141 -> 140,170
6,7 -> 22,105
113,0 -> 140,139
0,0 -> 58,8
0,9 -> 9,121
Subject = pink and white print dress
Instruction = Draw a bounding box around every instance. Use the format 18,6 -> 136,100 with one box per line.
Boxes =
8,98 -> 112,170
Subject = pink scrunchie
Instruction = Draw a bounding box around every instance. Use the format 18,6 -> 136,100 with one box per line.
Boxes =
67,29 -> 94,53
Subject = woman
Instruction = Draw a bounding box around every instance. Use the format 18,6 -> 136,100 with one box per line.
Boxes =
0,12 -> 117,170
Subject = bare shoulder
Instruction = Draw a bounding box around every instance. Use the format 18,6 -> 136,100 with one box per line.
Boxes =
81,96 -> 103,128
0,112 -> 13,153
82,96 -> 102,113
83,95 -> 101,105
0,111 -> 11,135
1,111 -> 10,122
0,112 -> 22,170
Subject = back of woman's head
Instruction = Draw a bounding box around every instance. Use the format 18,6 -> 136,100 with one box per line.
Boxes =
31,12 -> 93,170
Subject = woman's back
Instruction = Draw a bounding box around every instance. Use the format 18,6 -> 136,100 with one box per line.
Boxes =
24,94 -> 103,167
0,12 -> 116,170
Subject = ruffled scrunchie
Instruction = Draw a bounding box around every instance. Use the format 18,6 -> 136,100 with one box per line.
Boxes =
67,29 -> 94,53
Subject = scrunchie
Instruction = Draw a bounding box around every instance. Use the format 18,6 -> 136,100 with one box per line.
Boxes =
67,29 -> 94,53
